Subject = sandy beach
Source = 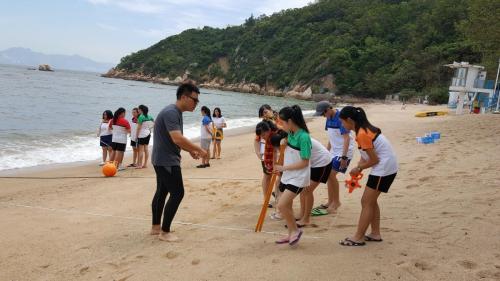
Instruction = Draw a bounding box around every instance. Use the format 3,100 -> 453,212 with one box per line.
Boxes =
1,103 -> 500,281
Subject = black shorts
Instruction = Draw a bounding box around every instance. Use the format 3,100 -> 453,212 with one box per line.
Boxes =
100,135 -> 112,147
366,173 -> 397,193
311,162 -> 332,183
130,140 -> 137,147
279,182 -> 303,194
111,142 -> 126,152
261,161 -> 272,175
138,134 -> 151,145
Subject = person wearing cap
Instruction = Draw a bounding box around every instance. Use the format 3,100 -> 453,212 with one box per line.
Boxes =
312,101 -> 355,214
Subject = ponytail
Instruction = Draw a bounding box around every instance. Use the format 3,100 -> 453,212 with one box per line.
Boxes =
113,107 -> 126,124
339,106 -> 380,134
279,105 -> 309,133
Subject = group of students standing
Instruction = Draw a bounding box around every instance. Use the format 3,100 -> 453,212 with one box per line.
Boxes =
97,105 -> 155,170
197,106 -> 227,168
254,101 -> 398,247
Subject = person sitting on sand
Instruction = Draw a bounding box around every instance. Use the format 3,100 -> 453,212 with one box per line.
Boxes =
338,106 -> 398,247
296,138 -> 334,227
150,82 -> 207,242
313,101 -> 354,214
274,105 -> 311,246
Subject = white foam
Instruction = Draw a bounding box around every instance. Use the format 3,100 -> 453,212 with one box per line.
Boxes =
0,111 -> 317,171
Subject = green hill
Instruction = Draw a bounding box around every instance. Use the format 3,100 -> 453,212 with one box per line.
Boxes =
109,0 -> 499,100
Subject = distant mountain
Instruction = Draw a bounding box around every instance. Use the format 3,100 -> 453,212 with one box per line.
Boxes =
0,47 -> 114,73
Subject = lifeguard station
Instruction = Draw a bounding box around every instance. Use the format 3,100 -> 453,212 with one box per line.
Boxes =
445,61 -> 499,114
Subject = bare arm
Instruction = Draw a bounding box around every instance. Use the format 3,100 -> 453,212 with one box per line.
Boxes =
342,134 -> 350,157
276,159 -> 309,171
254,139 -> 262,160
136,123 -> 142,139
351,148 -> 379,175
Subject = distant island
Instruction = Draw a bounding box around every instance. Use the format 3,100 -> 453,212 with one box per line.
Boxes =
104,0 -> 498,103
0,47 -> 115,73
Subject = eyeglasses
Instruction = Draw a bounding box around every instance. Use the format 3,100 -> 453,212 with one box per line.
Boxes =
186,95 -> 199,104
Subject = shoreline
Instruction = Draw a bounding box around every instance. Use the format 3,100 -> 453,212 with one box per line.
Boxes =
101,71 -> 387,103
0,122 -> 257,177
1,103 -> 499,280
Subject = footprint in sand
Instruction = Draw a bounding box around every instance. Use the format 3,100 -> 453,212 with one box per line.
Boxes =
476,270 -> 500,279
192,259 -> 201,265
79,266 -> 90,275
164,251 -> 179,259
414,261 -> 433,271
415,157 -> 426,162
406,184 -> 418,189
457,260 -> 477,269
116,274 -> 135,281
419,176 -> 435,183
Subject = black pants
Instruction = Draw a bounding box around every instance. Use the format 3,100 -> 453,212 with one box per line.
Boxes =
152,166 -> 184,232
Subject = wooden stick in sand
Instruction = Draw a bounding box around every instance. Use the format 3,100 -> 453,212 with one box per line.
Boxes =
255,142 -> 286,232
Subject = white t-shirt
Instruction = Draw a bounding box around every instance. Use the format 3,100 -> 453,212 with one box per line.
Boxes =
130,121 -> 138,141
310,138 -> 332,168
356,129 -> 398,177
212,117 -> 226,129
327,128 -> 355,158
100,122 -> 111,137
112,125 -> 128,144
200,116 -> 213,140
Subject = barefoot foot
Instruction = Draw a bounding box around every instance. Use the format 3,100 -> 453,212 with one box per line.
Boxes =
158,232 -> 180,242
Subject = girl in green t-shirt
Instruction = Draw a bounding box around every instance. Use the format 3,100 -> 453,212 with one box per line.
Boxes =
274,105 -> 312,246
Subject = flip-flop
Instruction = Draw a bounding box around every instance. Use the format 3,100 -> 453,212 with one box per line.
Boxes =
339,237 -> 366,246
315,204 -> 329,210
269,212 -> 282,221
311,208 -> 328,216
289,229 -> 303,246
364,235 -> 383,242
275,236 -> 289,244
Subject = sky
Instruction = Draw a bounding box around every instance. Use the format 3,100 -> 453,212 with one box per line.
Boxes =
0,0 -> 311,64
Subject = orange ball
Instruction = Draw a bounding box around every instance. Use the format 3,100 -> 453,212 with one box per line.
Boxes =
102,162 -> 117,177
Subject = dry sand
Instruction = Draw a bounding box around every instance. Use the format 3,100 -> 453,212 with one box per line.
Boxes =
1,104 -> 500,281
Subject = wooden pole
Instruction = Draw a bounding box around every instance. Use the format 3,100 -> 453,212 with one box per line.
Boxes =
255,142 -> 286,232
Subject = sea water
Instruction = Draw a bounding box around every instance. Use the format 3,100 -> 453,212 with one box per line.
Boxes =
0,64 -> 314,171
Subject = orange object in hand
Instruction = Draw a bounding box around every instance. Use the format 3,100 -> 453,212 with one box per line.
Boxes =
345,173 -> 363,193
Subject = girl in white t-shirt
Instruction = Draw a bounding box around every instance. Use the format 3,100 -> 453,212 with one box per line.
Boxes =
211,107 -> 226,159
128,107 -> 139,167
296,138 -> 334,227
274,105 -> 311,246
97,110 -> 113,165
338,106 -> 398,247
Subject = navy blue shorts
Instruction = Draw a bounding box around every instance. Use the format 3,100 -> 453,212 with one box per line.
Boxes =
100,135 -> 112,147
366,173 -> 397,193
331,156 -> 351,173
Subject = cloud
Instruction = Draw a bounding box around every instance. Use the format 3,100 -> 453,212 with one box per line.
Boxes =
87,0 -> 167,14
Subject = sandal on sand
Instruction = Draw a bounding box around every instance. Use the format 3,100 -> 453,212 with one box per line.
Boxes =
127,164 -> 136,167
275,236 -> 289,244
289,229 -> 303,246
196,164 -> 206,168
364,235 -> 383,242
311,208 -> 328,216
315,204 -> 329,210
339,238 -> 366,246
